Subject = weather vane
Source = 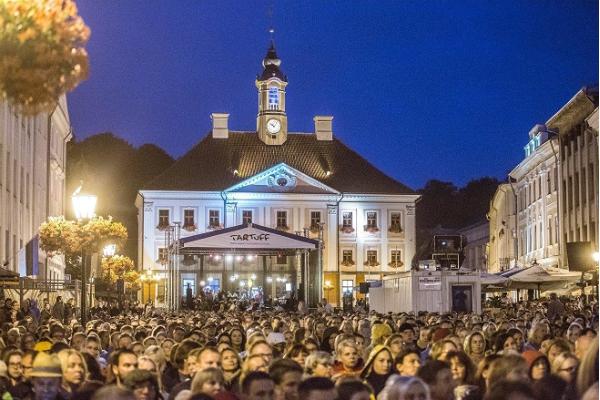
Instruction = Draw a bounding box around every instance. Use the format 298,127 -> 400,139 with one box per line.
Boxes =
267,1 -> 275,41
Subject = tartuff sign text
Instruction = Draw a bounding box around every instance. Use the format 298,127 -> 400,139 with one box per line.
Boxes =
229,233 -> 270,241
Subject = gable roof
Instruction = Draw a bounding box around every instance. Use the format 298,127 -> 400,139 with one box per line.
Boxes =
144,131 -> 415,194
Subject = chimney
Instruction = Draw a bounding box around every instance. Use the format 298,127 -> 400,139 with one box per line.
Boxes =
211,113 -> 230,139
314,116 -> 333,141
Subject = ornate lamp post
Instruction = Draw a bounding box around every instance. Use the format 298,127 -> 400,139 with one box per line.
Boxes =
140,270 -> 159,304
72,184 -> 96,327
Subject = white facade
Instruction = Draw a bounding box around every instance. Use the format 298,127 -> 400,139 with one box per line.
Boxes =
0,97 -> 71,278
487,184 -> 517,273
458,220 -> 489,271
137,176 -> 419,306
510,124 -> 560,269
488,87 -> 598,273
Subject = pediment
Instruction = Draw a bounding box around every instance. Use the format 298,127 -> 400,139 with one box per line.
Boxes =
225,163 -> 339,194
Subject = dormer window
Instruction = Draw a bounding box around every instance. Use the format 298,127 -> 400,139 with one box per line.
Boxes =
268,87 -> 279,110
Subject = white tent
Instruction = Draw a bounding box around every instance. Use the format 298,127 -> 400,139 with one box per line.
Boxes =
499,265 -> 582,291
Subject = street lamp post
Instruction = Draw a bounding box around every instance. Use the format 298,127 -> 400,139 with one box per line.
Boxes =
72,184 -> 97,328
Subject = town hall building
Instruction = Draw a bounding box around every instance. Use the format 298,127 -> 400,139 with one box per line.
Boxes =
136,42 -> 419,309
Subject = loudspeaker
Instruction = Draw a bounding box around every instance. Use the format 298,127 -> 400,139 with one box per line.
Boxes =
566,241 -> 594,272
359,282 -> 369,294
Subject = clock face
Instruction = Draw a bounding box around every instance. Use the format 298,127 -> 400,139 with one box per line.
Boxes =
267,119 -> 281,134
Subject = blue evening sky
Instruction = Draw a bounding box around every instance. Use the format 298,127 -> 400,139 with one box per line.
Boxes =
69,1 -> 598,189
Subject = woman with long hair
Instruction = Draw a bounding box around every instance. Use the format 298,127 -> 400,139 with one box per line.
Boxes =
463,332 -> 486,366
191,367 -> 225,398
383,334 -> 405,360
429,339 -> 457,362
359,345 -> 394,396
284,344 -> 309,368
551,352 -> 579,385
229,328 -> 246,353
446,351 -> 476,387
57,349 -> 88,397
220,347 -> 241,391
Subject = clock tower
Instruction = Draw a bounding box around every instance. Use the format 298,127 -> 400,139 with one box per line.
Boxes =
256,41 -> 288,145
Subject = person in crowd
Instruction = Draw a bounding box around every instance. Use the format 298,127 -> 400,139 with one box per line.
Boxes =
303,351 -> 333,378
221,347 -> 241,390
359,345 -> 393,396
269,359 -> 303,400
428,340 -> 457,362
3,348 -> 24,390
546,338 -> 572,365
240,371 -> 275,400
521,350 -> 550,382
417,360 -> 455,400
394,348 -> 421,377
485,355 -> 529,394
123,368 -> 162,400
484,380 -> 535,400
30,352 -> 64,400
109,349 -> 139,387
551,351 -> 579,385
331,339 -> 362,380
283,344 -> 309,368
523,321 -> 550,352
383,334 -> 405,360
57,348 -> 87,397
335,379 -> 371,400
462,332 -> 486,366
446,351 -> 475,387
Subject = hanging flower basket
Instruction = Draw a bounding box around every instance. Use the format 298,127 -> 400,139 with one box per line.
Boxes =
101,255 -> 135,284
388,224 -> 403,234
207,224 -> 224,231
341,260 -> 356,267
276,225 -> 290,232
340,225 -> 355,234
363,225 -> 379,234
0,0 -> 91,115
363,260 -> 380,267
388,261 -> 404,268
183,224 -> 197,232
156,223 -> 170,231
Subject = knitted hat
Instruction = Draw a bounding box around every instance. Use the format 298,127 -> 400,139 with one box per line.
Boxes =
521,350 -> 546,369
371,323 -> 393,342
29,352 -> 62,378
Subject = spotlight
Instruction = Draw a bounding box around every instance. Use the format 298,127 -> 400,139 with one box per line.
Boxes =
225,255 -> 233,262
236,255 -> 243,262
267,277 -> 273,283
230,276 -> 236,282
207,277 -> 214,282
214,255 -> 221,261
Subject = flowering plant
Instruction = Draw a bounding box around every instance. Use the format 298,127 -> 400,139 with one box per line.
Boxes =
340,225 -> 355,234
183,223 -> 197,232
207,223 -> 224,230
0,0 -> 90,114
364,225 -> 379,234
101,255 -> 135,284
341,259 -> 355,267
276,225 -> 290,232
388,224 -> 403,234
363,260 -> 380,267
388,261 -> 404,268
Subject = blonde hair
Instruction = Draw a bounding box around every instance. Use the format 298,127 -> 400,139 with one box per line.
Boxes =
57,349 -> 88,381
191,367 -> 224,395
335,338 -> 359,358
551,352 -> 578,375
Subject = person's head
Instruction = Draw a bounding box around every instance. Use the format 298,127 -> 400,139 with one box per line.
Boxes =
361,345 -> 393,377
395,348 -> 421,377
382,376 -> 431,400
197,346 -> 221,371
336,339 -> 360,370
269,359 -> 303,400
532,375 -> 568,400
249,341 -> 274,365
84,336 -> 102,359
446,351 -> 475,386
566,323 -> 583,344
521,350 -> 550,381
493,332 -> 518,354
298,377 -> 335,400
90,385 -> 136,400
384,334 -> 406,358
284,344 -> 309,367
123,368 -> 159,400
21,349 -> 36,380
371,323 -> 393,345
304,351 -> 333,378
486,355 -> 529,391
485,380 -> 535,400
430,340 -> 457,362
30,352 -> 63,400
241,371 -> 275,400
551,352 -> 579,384
417,360 -> 454,400
463,332 -> 486,356
221,347 -> 241,373
398,323 -> 416,344
243,354 -> 269,374
191,367 -> 224,397
546,338 -> 571,365
574,333 -> 594,361
3,349 -> 23,382
527,321 -> 550,346
57,349 -> 87,388
336,379 -> 371,400
110,349 -> 138,385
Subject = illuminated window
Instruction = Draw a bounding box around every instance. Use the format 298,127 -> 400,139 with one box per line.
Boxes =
366,212 -> 377,228
342,280 -> 353,295
342,212 -> 352,228
242,210 -> 253,224
183,210 -> 195,227
268,87 -> 279,110
276,211 -> 288,229
158,210 -> 169,228
208,210 -> 220,227
367,250 -> 378,263
391,250 -> 402,264
310,211 -> 321,229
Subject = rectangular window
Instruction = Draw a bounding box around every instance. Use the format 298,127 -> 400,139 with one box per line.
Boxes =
183,209 -> 195,229
547,171 -> 551,195
242,210 -> 253,224
276,211 -> 288,229
6,151 -> 10,192
582,225 -> 588,241
563,179 -> 568,212
208,210 -> 220,227
268,87 -> 279,110
366,250 -> 378,264
310,211 -> 321,229
341,280 -> 353,295
390,212 -> 402,233
366,211 -> 377,228
25,173 -> 29,208
538,176 -> 541,199
157,247 -> 167,263
158,209 -> 170,228
342,250 -> 354,265
548,218 -> 553,246
342,212 -> 353,228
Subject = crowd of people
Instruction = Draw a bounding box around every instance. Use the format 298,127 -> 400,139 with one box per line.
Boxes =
0,292 -> 597,400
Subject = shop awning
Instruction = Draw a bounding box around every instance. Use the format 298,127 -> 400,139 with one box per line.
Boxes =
179,223 -> 319,252
497,265 -> 581,291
